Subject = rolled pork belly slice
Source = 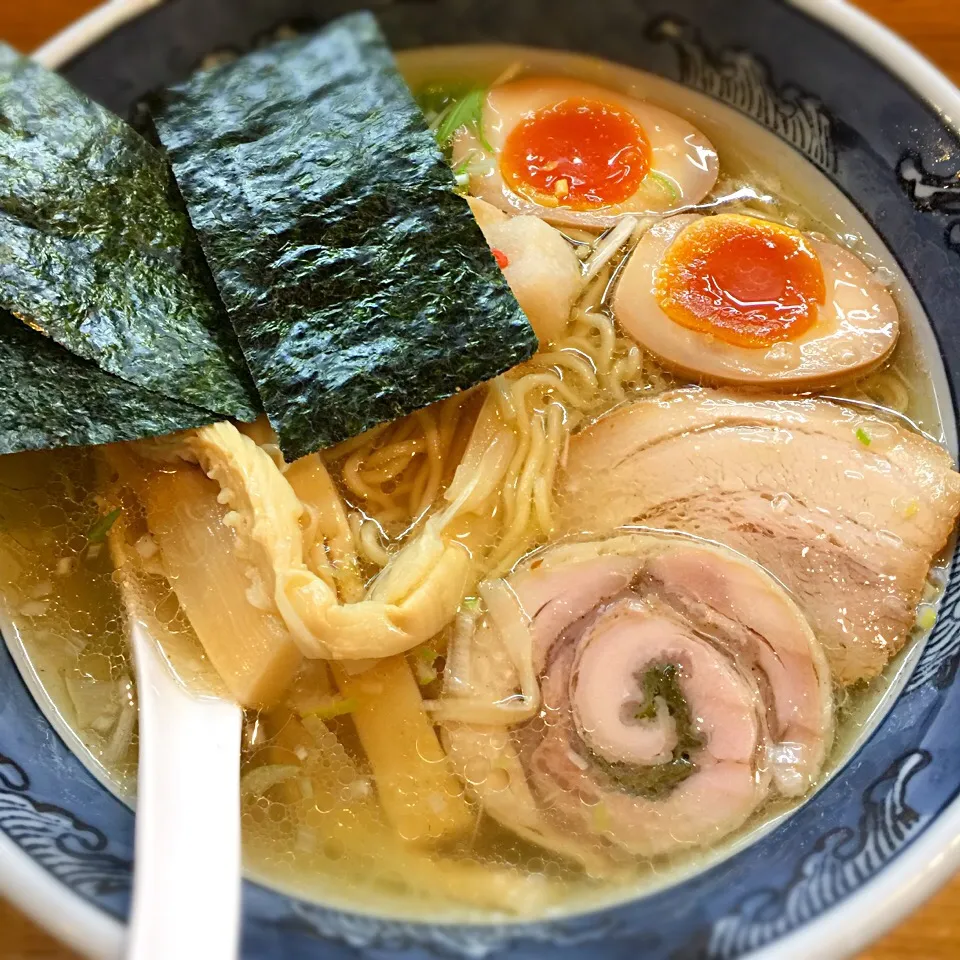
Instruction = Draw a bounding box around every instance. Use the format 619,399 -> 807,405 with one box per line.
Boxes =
440,533 -> 833,866
558,389 -> 960,685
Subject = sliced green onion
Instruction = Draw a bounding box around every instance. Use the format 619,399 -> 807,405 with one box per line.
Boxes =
412,646 -> 440,686
647,171 -> 680,204
87,508 -> 121,544
856,428 -> 872,447
301,696 -> 358,722
451,155 -> 472,193
414,663 -> 439,687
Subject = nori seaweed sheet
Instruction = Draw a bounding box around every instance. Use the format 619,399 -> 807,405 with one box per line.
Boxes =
0,310 -> 212,455
152,12 -> 537,462
0,44 -> 260,422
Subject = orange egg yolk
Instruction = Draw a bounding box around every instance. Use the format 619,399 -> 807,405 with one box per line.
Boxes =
654,215 -> 826,349
500,98 -> 651,211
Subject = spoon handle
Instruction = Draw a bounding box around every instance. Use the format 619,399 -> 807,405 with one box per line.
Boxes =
32,0 -> 167,70
126,622 -> 243,960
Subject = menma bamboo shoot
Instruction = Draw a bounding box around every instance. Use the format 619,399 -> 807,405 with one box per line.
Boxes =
143,466 -> 302,709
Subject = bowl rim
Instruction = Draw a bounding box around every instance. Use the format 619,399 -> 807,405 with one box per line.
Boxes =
6,1 -> 960,958
753,11 -> 960,956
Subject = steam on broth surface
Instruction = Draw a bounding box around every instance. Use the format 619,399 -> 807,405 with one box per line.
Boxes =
1,43 -> 958,923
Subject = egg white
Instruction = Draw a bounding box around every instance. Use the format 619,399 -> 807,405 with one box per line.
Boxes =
614,214 -> 900,389
454,77 -> 719,232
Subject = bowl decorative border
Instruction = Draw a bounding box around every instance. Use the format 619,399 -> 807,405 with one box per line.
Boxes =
5,1 -> 960,958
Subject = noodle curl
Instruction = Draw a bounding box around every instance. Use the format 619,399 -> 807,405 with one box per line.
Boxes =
140,229 -> 673,660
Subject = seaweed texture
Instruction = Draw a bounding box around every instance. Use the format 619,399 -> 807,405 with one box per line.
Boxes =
0,44 -> 259,421
588,664 -> 704,800
152,12 -> 536,461
0,310 -> 212,455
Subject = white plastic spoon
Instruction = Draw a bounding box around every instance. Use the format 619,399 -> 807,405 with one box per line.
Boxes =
102,497 -> 243,960
125,616 -> 243,960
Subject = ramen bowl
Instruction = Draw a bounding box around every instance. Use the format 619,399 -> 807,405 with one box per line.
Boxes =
4,1 -> 960,958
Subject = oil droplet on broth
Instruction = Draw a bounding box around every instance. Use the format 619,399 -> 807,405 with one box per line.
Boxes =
486,766 -> 511,792
0,448 -> 140,787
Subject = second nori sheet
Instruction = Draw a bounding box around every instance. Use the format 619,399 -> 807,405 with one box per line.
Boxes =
0,309 -> 212,455
0,44 -> 260,422
152,12 -> 537,462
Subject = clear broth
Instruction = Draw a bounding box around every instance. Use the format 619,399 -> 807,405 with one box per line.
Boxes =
0,46 -> 951,923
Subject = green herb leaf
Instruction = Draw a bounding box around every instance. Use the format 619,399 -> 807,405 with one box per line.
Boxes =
87,508 -> 122,545
0,309 -> 212,455
0,44 -> 259,421
856,428 -> 872,447
434,87 -> 492,153
152,13 -> 536,461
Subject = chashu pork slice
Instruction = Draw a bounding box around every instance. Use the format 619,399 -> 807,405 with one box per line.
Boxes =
557,389 -> 960,685
441,534 -> 832,865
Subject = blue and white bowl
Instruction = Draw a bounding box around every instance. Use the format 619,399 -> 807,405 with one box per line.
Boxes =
7,1 -> 960,957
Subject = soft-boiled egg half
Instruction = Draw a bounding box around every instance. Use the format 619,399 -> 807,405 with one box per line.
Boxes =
614,213 -> 900,389
453,77 -> 719,231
